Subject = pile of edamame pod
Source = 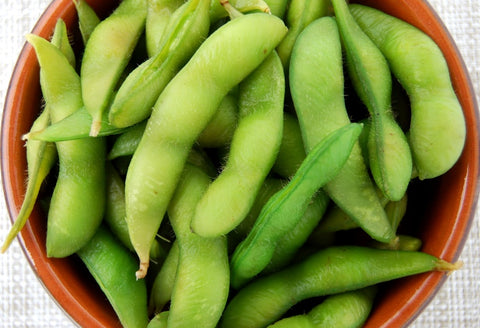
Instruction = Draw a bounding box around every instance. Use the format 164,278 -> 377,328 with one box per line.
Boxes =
2,0 -> 467,326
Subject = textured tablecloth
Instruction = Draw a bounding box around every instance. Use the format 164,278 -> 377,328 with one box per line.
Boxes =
1,0 -> 479,327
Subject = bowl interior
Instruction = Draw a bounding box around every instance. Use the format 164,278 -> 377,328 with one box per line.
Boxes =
1,0 -> 478,327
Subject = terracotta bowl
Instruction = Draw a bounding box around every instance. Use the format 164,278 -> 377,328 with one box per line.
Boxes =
1,0 -> 479,327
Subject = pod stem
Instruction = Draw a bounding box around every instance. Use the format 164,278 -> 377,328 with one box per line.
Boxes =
89,119 -> 102,137
435,259 -> 463,274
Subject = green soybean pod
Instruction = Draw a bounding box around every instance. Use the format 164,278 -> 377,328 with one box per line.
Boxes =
276,0 -> 330,68
220,246 -> 460,328
230,123 -> 362,288
74,0 -> 100,45
0,17 -> 75,252
24,106 -> 126,142
50,19 -> 76,67
0,110 -> 57,252
191,52 -> 285,237
77,226 -> 149,328
81,0 -> 147,136
146,0 -> 184,57
26,34 -> 106,258
108,121 -> 147,160
149,241 -> 179,315
350,4 -> 466,180
125,12 -> 288,279
331,0 -> 412,201
267,287 -> 377,328
289,16 -> 394,243
167,164 -> 229,327
109,0 -> 211,128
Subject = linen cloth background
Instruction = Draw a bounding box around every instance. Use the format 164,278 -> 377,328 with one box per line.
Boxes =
0,0 -> 479,327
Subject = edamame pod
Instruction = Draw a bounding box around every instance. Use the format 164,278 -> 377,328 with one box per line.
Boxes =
81,0 -> 147,136
74,0 -> 100,45
77,226 -> 149,328
166,164 -> 229,328
25,106 -> 126,141
125,12 -> 288,279
26,34 -> 106,258
191,52 -> 285,237
230,123 -> 363,288
0,109 -> 57,252
145,0 -> 184,57
220,246 -> 460,328
149,241 -> 179,315
267,286 -> 377,328
50,19 -> 76,67
331,0 -> 412,201
109,0 -> 211,128
289,17 -> 395,243
1,18 -> 74,252
350,4 -> 466,179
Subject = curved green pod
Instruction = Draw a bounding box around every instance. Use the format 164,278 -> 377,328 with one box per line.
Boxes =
145,0 -> 184,57
81,0 -> 147,136
331,0 -> 412,201
167,164 -> 229,328
74,0 -> 100,45
350,4 -> 466,180
0,18 -> 74,252
220,246 -> 459,328
289,16 -> 394,243
230,123 -> 362,288
125,12 -> 287,279
149,241 -> 179,315
25,106 -> 126,142
77,226 -> 149,328
26,34 -> 106,258
191,52 -> 285,237
268,286 -> 377,328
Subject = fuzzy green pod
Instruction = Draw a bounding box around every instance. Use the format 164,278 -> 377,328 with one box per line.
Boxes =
331,0 -> 412,201
81,0 -> 147,136
220,246 -> 460,328
230,123 -> 363,288
77,226 -> 149,328
26,34 -> 106,258
289,16 -> 394,243
350,4 -> 466,179
166,164 -> 229,328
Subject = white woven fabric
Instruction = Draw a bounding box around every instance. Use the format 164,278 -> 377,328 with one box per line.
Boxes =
0,0 -> 479,327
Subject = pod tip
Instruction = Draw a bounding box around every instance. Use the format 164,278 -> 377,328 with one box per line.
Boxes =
135,261 -> 149,280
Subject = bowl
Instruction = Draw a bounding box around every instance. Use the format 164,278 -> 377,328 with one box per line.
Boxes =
1,0 -> 479,327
